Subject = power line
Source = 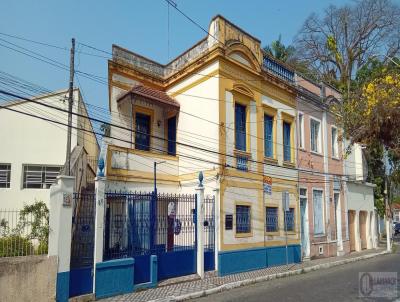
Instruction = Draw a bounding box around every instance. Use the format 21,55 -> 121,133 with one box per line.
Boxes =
0,72 -> 365,171
0,89 -> 362,180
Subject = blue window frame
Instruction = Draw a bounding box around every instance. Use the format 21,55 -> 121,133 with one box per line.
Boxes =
236,205 -> 251,233
235,103 -> 246,151
283,121 -> 291,162
167,116 -> 177,156
135,113 -> 150,151
264,114 -> 273,158
266,207 -> 278,232
285,208 -> 295,232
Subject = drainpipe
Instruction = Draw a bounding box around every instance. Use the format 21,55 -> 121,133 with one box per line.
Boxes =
321,84 -> 331,257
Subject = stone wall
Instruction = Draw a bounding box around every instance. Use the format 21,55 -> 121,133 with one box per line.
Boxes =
0,255 -> 57,302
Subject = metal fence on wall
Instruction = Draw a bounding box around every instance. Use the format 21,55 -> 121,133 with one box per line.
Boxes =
0,209 -> 48,257
104,191 -> 197,260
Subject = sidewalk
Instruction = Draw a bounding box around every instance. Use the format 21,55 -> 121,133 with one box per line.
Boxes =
103,248 -> 388,302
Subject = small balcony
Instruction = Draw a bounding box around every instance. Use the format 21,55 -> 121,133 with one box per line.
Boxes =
108,85 -> 180,181
262,56 -> 294,83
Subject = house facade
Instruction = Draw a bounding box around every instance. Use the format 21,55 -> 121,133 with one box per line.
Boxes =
344,142 -> 378,251
0,88 -> 99,209
296,76 -> 349,259
102,15 -> 301,276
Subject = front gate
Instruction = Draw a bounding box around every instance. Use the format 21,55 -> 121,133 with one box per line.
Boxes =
104,191 -> 215,284
204,195 -> 215,271
69,192 -> 96,297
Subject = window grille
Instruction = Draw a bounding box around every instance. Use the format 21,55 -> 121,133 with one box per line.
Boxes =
23,165 -> 61,189
266,207 -> 278,232
0,164 -> 11,188
285,208 -> 295,232
236,205 -> 251,233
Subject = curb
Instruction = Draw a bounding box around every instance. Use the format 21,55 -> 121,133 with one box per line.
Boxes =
150,250 -> 390,302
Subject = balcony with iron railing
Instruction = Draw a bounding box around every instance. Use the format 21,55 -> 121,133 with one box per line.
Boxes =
262,55 -> 295,84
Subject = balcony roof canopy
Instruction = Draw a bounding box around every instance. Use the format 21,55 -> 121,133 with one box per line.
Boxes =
117,84 -> 180,109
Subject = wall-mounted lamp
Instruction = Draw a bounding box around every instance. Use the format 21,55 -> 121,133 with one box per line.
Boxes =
157,120 -> 162,127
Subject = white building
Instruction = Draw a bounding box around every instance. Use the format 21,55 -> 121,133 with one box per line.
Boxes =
0,88 -> 99,209
344,143 -> 378,251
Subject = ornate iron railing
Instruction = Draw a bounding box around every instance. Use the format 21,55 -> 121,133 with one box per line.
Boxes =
263,56 -> 295,83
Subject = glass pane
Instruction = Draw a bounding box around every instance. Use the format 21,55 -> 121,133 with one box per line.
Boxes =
235,104 -> 246,151
264,115 -> 273,157
313,190 -> 323,234
167,116 -> 177,155
135,113 -> 150,151
283,122 -> 291,161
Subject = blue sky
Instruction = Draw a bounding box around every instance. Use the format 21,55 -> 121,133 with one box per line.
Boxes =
0,0 -> 351,110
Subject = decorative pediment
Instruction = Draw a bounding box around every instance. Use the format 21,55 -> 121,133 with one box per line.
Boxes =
225,41 -> 261,72
232,83 -> 254,99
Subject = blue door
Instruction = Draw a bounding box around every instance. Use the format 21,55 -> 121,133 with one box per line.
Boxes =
69,193 -> 96,297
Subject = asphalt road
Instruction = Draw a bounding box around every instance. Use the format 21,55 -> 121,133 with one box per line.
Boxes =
193,245 -> 400,302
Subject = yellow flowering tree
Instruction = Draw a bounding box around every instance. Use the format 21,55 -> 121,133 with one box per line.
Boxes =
340,72 -> 400,155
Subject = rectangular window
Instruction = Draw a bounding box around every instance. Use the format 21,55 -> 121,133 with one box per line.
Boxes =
313,190 -> 324,234
266,207 -> 278,232
235,103 -> 246,151
236,205 -> 251,234
283,121 -> 291,162
236,155 -> 248,171
298,113 -> 304,148
167,116 -> 177,156
0,164 -> 11,188
310,119 -> 321,153
285,208 -> 295,232
264,114 -> 273,158
135,112 -> 151,151
23,165 -> 61,189
331,127 -> 338,157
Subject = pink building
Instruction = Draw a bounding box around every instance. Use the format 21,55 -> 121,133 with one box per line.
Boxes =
296,75 -> 349,259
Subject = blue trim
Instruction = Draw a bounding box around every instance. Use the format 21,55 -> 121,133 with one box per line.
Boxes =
56,271 -> 70,302
218,245 -> 301,276
95,258 -> 135,299
69,266 -> 93,297
133,255 -> 158,290
96,258 -> 134,269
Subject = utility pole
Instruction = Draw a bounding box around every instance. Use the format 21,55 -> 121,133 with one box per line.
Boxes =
385,174 -> 391,252
65,38 -> 75,176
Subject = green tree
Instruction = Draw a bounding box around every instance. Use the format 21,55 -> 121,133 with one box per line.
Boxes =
264,35 -> 295,62
295,0 -> 400,92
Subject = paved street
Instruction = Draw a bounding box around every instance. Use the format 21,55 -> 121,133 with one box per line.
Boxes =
193,247 -> 400,302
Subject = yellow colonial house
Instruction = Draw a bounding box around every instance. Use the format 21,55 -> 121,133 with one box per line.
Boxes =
103,15 -> 301,276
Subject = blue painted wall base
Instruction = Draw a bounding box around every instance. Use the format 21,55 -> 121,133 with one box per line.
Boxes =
134,255 -> 158,290
95,258 -> 135,299
56,271 -> 70,302
69,266 -> 93,297
218,244 -> 301,276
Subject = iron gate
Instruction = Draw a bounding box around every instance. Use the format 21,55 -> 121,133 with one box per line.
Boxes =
204,195 -> 215,271
69,192 -> 96,297
104,191 -> 215,284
